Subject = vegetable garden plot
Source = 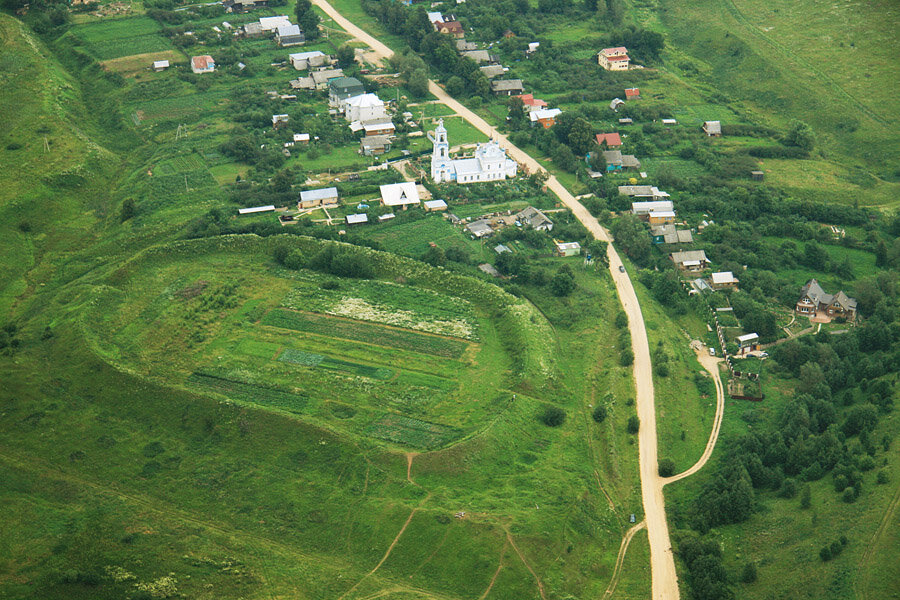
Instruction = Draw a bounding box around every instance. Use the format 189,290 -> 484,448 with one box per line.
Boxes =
277,348 -> 393,379
188,371 -> 308,414
261,309 -> 469,359
364,414 -> 461,449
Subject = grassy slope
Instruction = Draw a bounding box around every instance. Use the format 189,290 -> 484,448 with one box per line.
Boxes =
655,0 -> 900,206
0,14 -> 122,316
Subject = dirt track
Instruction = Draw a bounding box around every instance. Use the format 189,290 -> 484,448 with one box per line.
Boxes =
308,2 -> 681,596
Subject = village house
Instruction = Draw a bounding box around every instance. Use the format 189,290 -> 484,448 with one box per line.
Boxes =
647,211 -> 676,227
670,250 -> 710,272
298,187 -> 339,209
515,93 -> 547,112
341,93 -> 387,122
293,133 -> 310,144
361,121 -> 395,136
624,87 -> 640,100
424,199 -> 448,212
313,68 -> 345,90
735,333 -> 760,355
490,79 -> 525,96
598,46 -> 629,70
427,11 -> 443,23
465,219 -> 493,239
271,114 -> 289,129
619,185 -> 669,200
530,108 -> 562,128
795,279 -> 858,321
152,60 -> 169,72
430,119 -> 517,184
516,206 -> 553,231
241,21 -> 263,36
603,150 -> 641,171
328,76 -> 365,105
596,132 -> 623,148
479,64 -> 506,79
379,182 -> 420,209
223,0 -> 268,12
276,24 -> 304,47
461,50 -> 496,63
555,241 -> 581,257
360,135 -> 391,156
456,40 -> 478,52
436,20 -> 465,38
650,225 -> 693,245
258,15 -> 292,32
703,120 -> 722,137
190,55 -> 215,74
289,51 -> 331,70
710,271 -> 739,290
632,200 -> 674,218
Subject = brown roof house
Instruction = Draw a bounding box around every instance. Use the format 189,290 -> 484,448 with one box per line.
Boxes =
796,279 -> 857,321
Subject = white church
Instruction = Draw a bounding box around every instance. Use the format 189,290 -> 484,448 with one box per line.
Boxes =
429,119 -> 517,184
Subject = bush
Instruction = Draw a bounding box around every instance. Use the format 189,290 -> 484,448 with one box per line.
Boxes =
142,441 -> 165,457
842,486 -> 857,503
620,348 -> 634,367
539,406 -> 566,427
876,470 -> 889,484
778,477 -> 798,499
658,458 -> 675,477
592,405 -> 607,423
627,415 -> 640,434
740,561 -> 758,584
819,546 -> 832,561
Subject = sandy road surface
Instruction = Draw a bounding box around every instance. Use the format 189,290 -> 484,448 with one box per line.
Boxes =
307,2 -> 680,596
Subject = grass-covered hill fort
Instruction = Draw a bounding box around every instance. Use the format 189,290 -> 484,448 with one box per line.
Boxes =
0,0 -> 898,598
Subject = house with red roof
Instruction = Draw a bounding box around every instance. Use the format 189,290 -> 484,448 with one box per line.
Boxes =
515,93 -> 547,112
598,47 -> 629,71
595,132 -> 623,148
436,20 -> 465,38
625,87 -> 640,99
191,55 -> 215,74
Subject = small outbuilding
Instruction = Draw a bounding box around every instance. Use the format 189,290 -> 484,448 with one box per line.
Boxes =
153,60 -> 170,71
424,199 -> 448,212
345,213 -> 368,225
703,120 -> 722,136
555,241 -> 581,257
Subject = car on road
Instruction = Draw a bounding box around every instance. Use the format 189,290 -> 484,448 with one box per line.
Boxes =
758,351 -> 769,358
619,265 -> 625,273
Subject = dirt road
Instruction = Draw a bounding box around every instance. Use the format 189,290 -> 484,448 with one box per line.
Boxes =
663,349 -> 725,484
308,2 -> 679,596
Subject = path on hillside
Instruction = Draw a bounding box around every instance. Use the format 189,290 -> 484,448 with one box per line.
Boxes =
309,1 -> 679,596
602,521 -> 647,600
854,481 -> 900,600
663,348 -> 725,484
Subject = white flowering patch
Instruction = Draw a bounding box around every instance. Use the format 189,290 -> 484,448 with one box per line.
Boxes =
328,297 -> 475,339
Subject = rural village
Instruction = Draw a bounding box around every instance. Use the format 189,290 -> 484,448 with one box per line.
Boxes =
1,0 -> 898,598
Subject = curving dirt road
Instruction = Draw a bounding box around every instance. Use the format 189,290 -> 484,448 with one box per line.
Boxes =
663,348 -> 725,484
308,1 -> 679,597
603,521 -> 647,600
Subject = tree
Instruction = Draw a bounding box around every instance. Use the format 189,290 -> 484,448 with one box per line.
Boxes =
446,75 -> 465,97
549,269 -> 576,296
421,245 -> 446,267
658,458 -> 675,477
592,405 -> 607,423
567,117 -> 595,155
620,348 -> 634,366
507,96 -> 526,129
552,143 -> 577,172
539,406 -> 566,427
120,198 -> 136,222
614,311 -> 628,329
627,415 -> 640,434
336,44 -> 356,68
408,69 -> 429,98
784,120 -> 815,152
271,169 -> 293,193
611,213 -> 651,264
606,0 -> 624,25
295,0 -> 321,40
